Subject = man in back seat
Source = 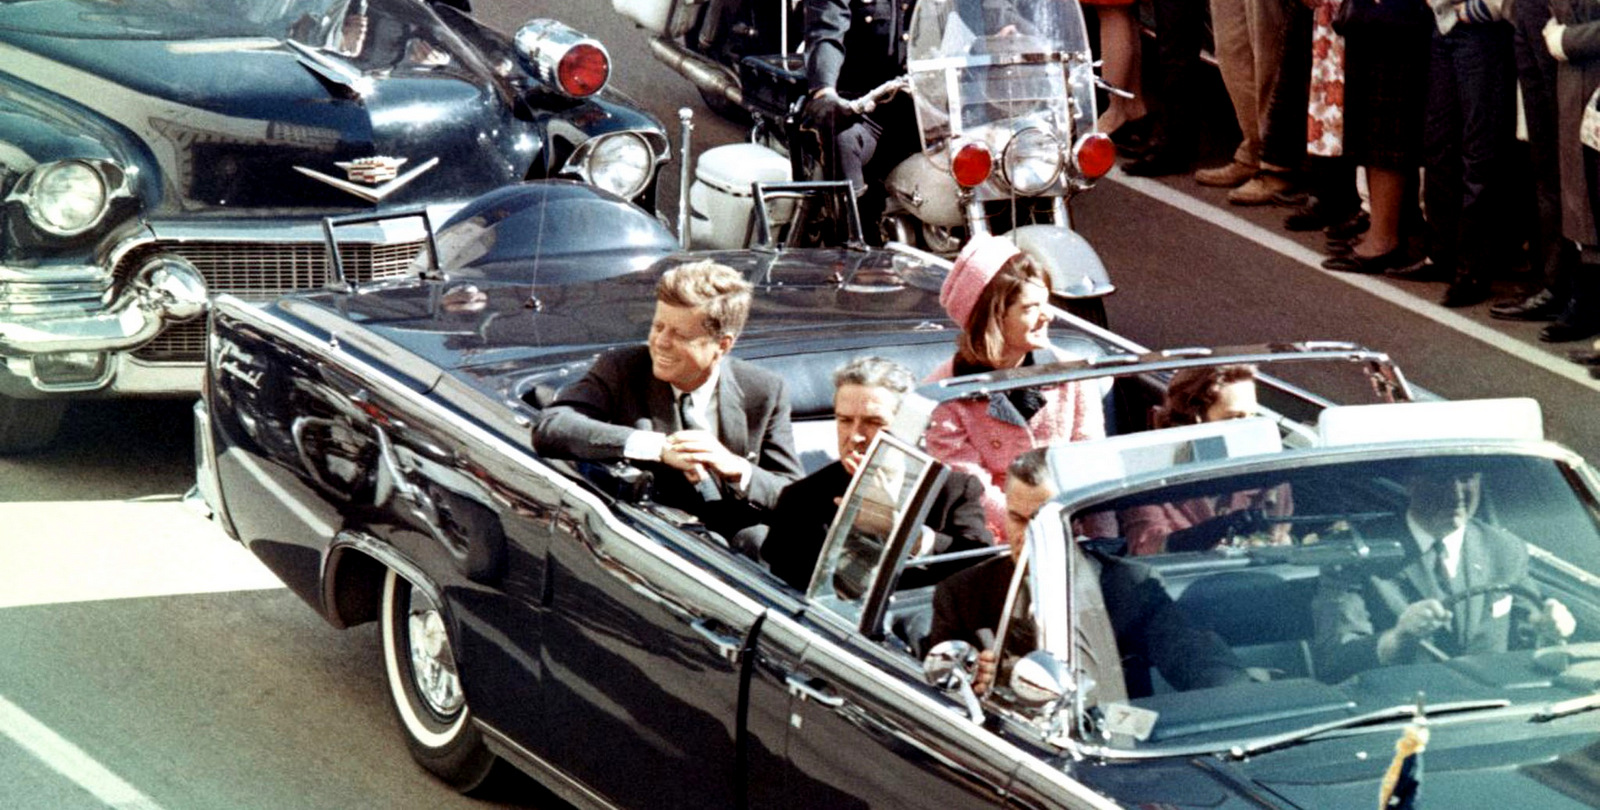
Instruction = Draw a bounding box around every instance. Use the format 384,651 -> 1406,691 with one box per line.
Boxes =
763,357 -> 993,591
535,260 -> 803,544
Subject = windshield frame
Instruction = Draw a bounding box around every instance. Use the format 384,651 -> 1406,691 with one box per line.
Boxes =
995,438 -> 1600,758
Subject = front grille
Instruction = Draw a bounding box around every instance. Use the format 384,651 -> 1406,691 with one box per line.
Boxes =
121,240 -> 425,362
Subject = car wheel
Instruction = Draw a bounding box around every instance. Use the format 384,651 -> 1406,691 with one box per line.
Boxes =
0,394 -> 66,454
380,568 -> 498,791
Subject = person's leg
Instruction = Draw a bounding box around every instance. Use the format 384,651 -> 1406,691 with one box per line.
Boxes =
1541,148 -> 1600,341
1421,33 -> 1463,282
1205,0 -> 1261,172
1356,166 -> 1404,258
1256,0 -> 1309,176
1231,0 -> 1310,203
1123,0 -> 1207,175
1451,26 -> 1517,289
1493,0 -> 1566,317
1096,5 -> 1148,134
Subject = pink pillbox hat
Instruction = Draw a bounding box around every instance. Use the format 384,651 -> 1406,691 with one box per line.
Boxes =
940,234 -> 1021,326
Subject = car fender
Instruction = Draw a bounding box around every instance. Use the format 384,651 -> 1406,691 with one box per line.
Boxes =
432,180 -> 678,284
1010,224 -> 1114,299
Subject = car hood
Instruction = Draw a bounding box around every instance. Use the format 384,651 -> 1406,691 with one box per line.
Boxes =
0,0 -> 532,212
1083,716 -> 1600,809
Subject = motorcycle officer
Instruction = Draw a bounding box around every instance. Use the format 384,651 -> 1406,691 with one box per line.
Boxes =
804,0 -> 922,240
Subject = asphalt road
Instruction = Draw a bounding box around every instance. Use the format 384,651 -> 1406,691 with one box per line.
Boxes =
2,1 -> 1598,809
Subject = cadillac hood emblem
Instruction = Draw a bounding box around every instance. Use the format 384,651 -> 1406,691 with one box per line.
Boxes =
340,156 -> 405,184
294,155 -> 440,203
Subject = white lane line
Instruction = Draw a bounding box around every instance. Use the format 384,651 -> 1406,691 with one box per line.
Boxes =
0,501 -> 282,609
0,694 -> 166,810
1107,169 -> 1600,395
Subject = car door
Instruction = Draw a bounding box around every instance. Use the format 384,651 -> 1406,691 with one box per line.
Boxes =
756,433 -> 1022,808
537,499 -> 766,809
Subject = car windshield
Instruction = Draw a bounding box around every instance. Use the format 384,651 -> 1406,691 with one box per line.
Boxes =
1008,446 -> 1600,754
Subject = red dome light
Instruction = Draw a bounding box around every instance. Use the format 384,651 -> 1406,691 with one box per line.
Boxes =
558,43 -> 609,98
1074,132 -> 1116,180
951,142 -> 993,188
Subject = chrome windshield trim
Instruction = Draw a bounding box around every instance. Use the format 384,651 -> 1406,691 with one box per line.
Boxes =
917,341 -> 1411,406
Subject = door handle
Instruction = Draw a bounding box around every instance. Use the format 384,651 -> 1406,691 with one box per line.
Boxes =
690,618 -> 743,665
785,674 -> 845,708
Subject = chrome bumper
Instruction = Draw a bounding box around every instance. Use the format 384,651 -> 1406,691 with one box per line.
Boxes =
0,256 -> 208,357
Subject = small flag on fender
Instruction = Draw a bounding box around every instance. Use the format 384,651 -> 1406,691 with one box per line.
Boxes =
1377,702 -> 1429,810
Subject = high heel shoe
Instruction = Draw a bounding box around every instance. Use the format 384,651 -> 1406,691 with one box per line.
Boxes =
1321,244 -> 1408,274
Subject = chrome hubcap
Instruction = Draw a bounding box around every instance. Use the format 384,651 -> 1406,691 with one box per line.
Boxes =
406,596 -> 464,718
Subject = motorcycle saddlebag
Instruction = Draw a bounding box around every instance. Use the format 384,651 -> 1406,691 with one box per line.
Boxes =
738,54 -> 806,119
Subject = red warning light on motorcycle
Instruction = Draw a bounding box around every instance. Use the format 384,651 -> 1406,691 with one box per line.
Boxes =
1074,133 -> 1116,180
951,141 -> 993,188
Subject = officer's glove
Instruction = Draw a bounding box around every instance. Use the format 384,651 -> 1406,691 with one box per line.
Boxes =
1164,508 -> 1271,553
804,86 -> 852,130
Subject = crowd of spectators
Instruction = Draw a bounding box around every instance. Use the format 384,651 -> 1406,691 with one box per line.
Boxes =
1112,0 -> 1600,342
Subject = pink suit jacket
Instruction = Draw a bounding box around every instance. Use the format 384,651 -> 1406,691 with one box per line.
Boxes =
922,347 -> 1105,540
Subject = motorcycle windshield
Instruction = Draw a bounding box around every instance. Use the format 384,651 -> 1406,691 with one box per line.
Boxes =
906,0 -> 1096,194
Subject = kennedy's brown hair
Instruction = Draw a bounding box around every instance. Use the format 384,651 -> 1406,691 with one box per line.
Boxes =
656,259 -> 753,339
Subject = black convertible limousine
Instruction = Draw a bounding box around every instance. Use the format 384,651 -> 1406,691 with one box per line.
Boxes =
194,209 -> 1600,807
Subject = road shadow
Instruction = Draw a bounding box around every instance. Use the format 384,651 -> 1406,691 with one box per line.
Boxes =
0,398 -> 196,502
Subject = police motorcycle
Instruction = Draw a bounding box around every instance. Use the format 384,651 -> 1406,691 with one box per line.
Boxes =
615,0 -> 1118,325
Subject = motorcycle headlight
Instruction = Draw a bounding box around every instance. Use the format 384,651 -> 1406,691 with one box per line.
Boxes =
582,132 -> 653,200
25,160 -> 109,236
1002,128 -> 1063,195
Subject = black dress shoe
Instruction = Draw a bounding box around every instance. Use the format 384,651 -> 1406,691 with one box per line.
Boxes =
1109,116 -> 1154,155
1385,256 -> 1449,282
1120,150 -> 1192,177
1322,245 -> 1407,273
1441,277 -> 1492,308
1325,212 -> 1370,241
1540,319 -> 1600,343
1566,348 -> 1600,365
1325,239 -> 1355,257
1489,288 -> 1564,321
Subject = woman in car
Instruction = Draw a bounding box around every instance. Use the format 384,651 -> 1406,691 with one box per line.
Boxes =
1119,364 -> 1294,554
923,234 -> 1105,538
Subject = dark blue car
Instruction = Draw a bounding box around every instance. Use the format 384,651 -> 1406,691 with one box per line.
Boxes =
0,0 -> 667,451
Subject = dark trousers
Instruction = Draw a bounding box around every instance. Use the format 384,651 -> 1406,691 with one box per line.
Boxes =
832,94 -> 918,237
1147,0 -> 1209,153
1423,24 -> 1517,281
1511,0 -> 1571,295
1261,0 -> 1312,172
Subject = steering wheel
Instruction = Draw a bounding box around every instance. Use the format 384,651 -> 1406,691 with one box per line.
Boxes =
1438,581 -> 1543,614
1434,582 -> 1561,655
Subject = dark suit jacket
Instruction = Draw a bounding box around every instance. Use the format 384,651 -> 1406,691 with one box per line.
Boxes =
762,461 -> 992,591
533,345 -> 803,527
1312,517 -> 1533,683
929,552 -> 1248,696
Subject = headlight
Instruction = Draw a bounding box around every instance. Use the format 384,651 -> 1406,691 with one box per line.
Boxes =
1002,128 -> 1063,195
26,161 -> 109,236
583,132 -> 653,199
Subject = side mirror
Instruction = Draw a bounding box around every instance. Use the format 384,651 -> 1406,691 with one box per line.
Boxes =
1011,650 -> 1077,708
923,640 -> 984,723
923,640 -> 977,687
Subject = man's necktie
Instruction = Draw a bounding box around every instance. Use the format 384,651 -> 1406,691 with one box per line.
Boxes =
1434,545 -> 1456,594
677,393 -> 721,502
678,392 -> 703,432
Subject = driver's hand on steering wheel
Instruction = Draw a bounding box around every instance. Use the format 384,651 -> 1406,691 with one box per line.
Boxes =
1532,597 -> 1578,641
1379,599 -> 1452,663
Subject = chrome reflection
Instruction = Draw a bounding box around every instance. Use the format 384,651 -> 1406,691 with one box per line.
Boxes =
407,589 -> 465,719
